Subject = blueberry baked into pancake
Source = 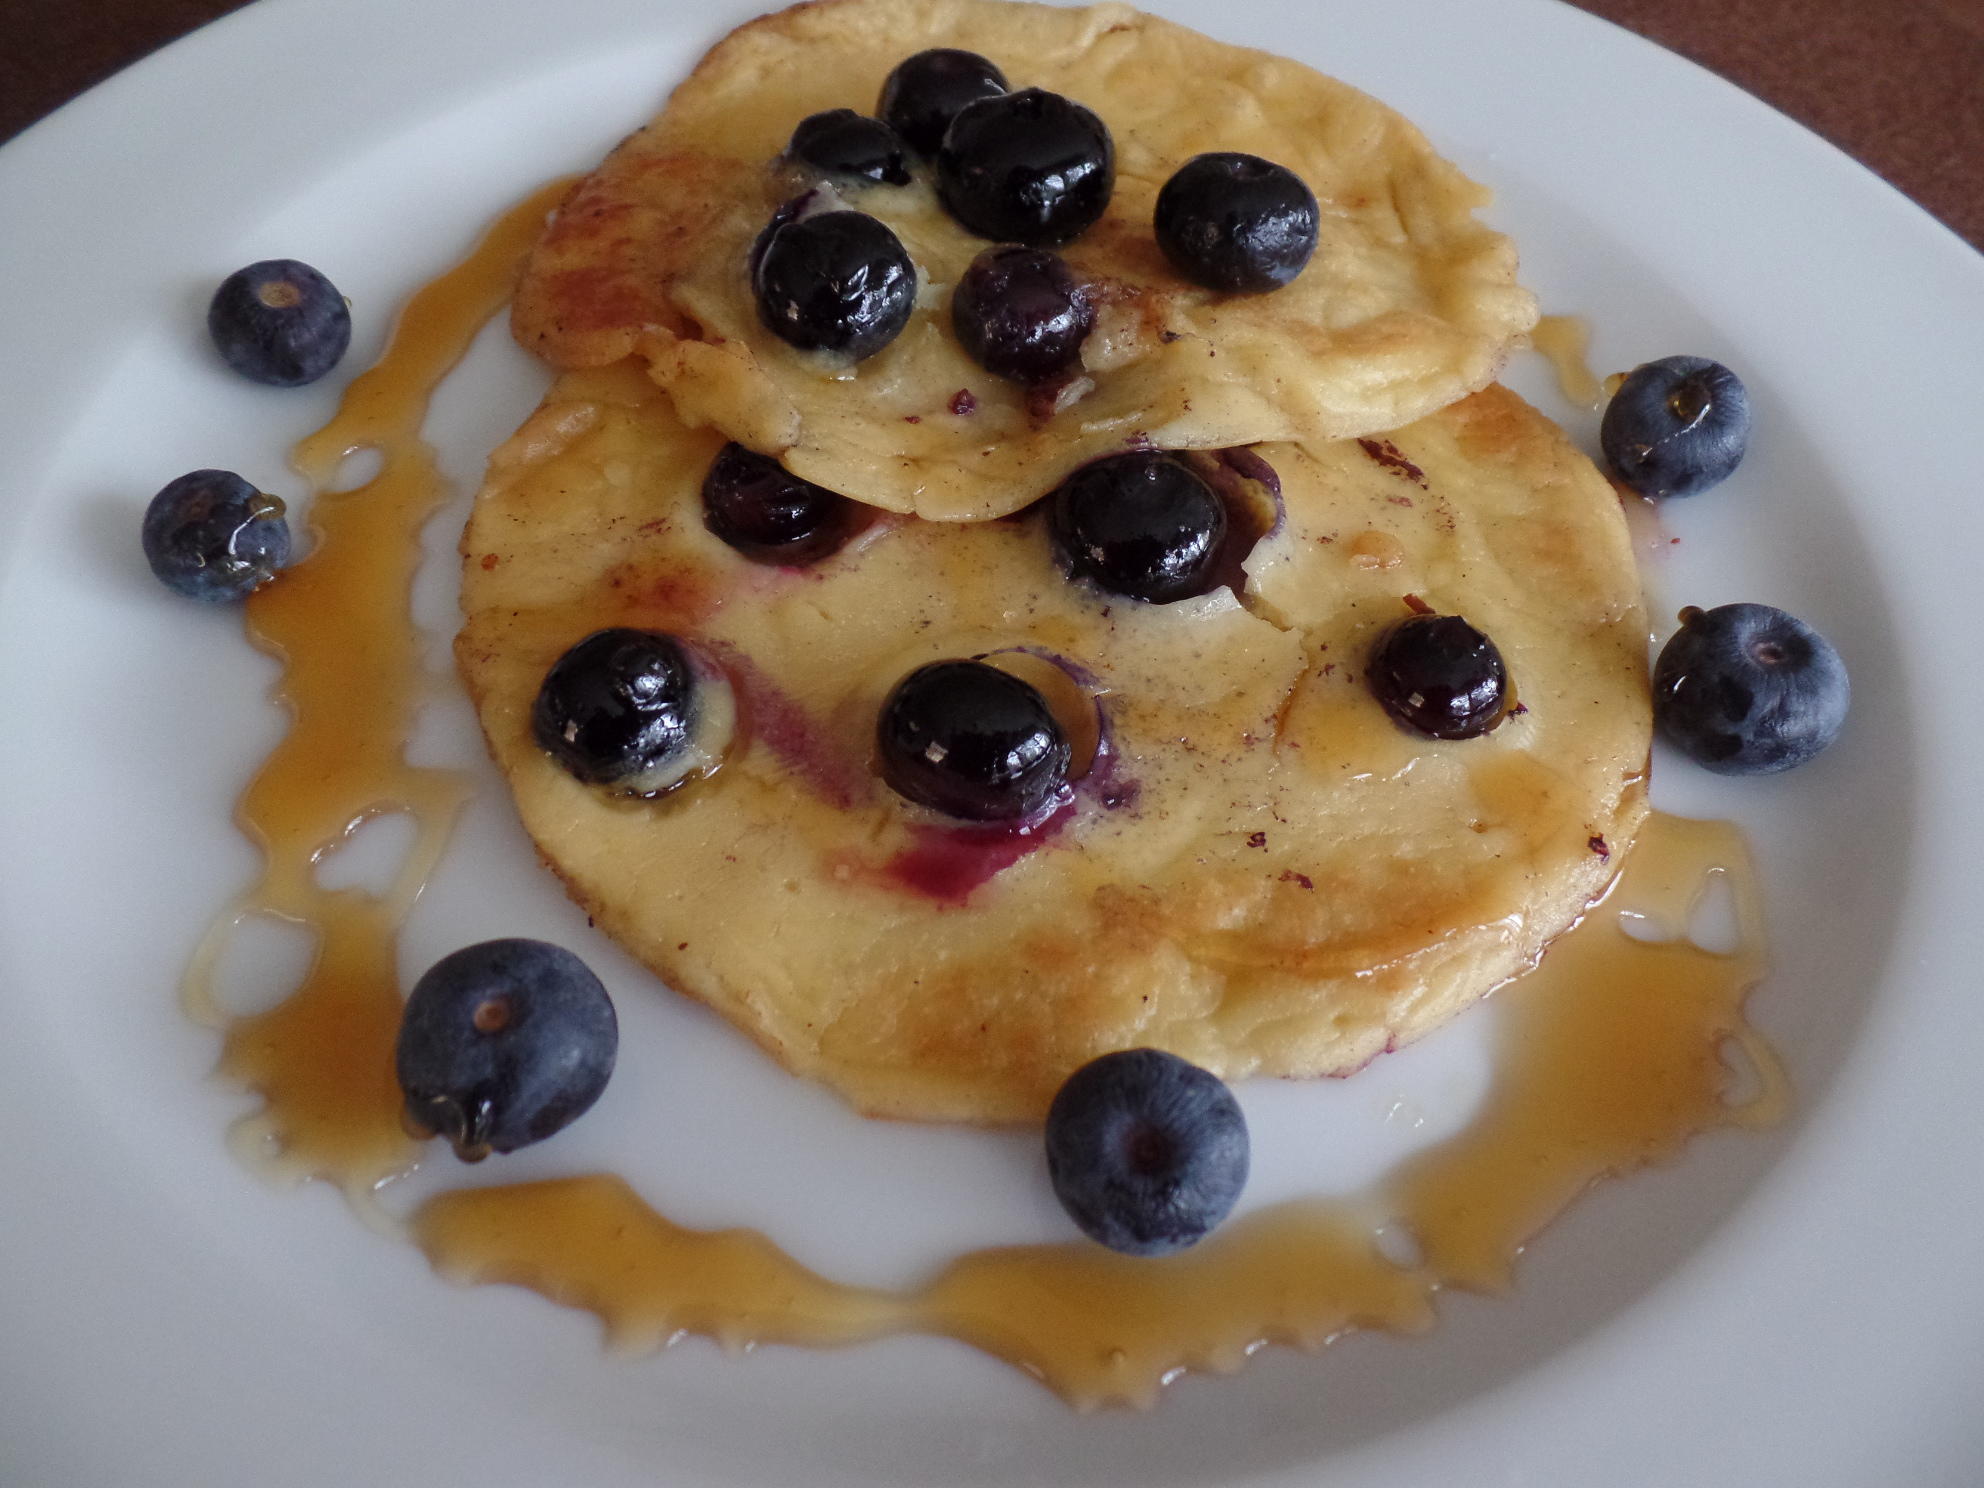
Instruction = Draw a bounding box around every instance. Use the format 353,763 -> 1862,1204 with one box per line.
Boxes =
510,0 -> 1538,520
456,361 -> 1648,1123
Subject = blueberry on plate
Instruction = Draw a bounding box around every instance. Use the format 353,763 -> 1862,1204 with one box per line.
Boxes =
786,108 -> 911,186
753,208 -> 917,360
937,88 -> 1114,246
1045,1048 -> 1249,1256
1367,613 -> 1511,739
951,244 -> 1094,384
878,47 -> 1008,157
1047,451 -> 1227,604
141,468 -> 290,602
702,442 -> 856,565
396,938 -> 617,1162
207,258 -> 352,387
1653,603 -> 1848,774
1599,356 -> 1750,498
877,658 -> 1071,822
1154,152 -> 1319,294
531,627 -> 734,796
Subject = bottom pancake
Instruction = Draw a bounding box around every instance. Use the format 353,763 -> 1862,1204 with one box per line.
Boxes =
456,365 -> 1648,1123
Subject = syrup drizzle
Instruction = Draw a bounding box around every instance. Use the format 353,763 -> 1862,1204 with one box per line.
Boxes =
182,178 -> 572,1202
415,813 -> 1779,1407
1531,313 -> 1608,411
183,185 -> 1787,1409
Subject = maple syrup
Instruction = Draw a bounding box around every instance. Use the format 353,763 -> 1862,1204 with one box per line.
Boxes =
1531,313 -> 1608,411
414,810 -> 1777,1408
183,184 -> 1787,1409
182,178 -> 572,1199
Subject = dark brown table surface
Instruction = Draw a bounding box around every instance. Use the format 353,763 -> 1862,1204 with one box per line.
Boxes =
3,0 -> 1980,251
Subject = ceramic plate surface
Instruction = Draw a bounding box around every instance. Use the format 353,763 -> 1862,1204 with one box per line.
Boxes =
2,0 -> 1981,1483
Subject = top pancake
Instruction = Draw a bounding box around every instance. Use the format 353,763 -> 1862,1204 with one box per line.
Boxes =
456,368 -> 1649,1123
511,0 -> 1538,519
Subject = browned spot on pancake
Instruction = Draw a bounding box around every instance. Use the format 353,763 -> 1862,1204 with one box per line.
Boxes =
511,152 -> 737,365
1446,383 -> 1541,466
1069,222 -> 1174,290
603,557 -> 722,630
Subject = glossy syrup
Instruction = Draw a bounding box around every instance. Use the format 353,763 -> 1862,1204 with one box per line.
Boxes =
181,179 -> 572,1201
186,188 -> 1786,1408
415,813 -> 1779,1407
1531,313 -> 1608,411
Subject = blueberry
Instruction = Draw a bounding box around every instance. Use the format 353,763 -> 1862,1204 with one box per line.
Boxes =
937,88 -> 1114,246
1047,451 -> 1227,604
1367,613 -> 1511,739
753,208 -> 917,360
877,659 -> 1071,822
878,48 -> 1008,157
786,108 -> 910,186
395,939 -> 617,1162
141,468 -> 290,602
207,258 -> 351,387
702,442 -> 855,564
1653,603 -> 1848,774
1044,1048 -> 1249,1256
1154,152 -> 1319,294
531,628 -> 733,795
1600,356 -> 1750,498
951,244 -> 1094,384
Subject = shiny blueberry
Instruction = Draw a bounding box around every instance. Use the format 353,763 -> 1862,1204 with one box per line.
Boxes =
207,258 -> 351,387
951,244 -> 1093,384
1047,451 -> 1227,604
753,208 -> 917,360
395,939 -> 617,1163
1653,604 -> 1848,774
878,659 -> 1071,822
786,108 -> 910,186
1045,1048 -> 1249,1256
937,88 -> 1114,246
1600,356 -> 1750,498
702,443 -> 855,565
532,628 -> 728,795
1154,152 -> 1318,293
878,48 -> 1008,157
141,468 -> 290,602
1367,613 -> 1511,739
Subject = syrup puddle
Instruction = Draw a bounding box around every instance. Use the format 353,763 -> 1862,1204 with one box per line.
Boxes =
183,185 -> 1787,1410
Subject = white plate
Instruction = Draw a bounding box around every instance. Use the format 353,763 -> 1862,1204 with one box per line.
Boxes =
3,0 -> 1981,1483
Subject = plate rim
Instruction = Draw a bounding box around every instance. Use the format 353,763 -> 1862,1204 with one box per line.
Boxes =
3,1 -> 1983,1485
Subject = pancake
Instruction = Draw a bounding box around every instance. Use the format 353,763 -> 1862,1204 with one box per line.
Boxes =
510,0 -> 1538,520
456,364 -> 1650,1123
